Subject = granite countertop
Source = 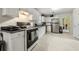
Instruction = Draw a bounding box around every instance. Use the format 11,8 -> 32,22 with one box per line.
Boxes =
35,25 -> 46,28
1,30 -> 24,34
1,22 -> 45,34
1,27 -> 38,34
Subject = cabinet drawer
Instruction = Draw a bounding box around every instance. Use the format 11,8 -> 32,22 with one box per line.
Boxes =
11,31 -> 24,38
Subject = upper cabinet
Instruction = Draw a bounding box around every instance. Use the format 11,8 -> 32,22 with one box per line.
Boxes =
0,8 -> 2,16
2,8 -> 19,17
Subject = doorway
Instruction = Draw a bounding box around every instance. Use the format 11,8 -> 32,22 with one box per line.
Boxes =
62,16 -> 71,33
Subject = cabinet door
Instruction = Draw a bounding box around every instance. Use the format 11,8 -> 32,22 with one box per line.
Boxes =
11,32 -> 25,51
12,37 -> 24,51
6,8 -> 19,17
37,26 -> 45,39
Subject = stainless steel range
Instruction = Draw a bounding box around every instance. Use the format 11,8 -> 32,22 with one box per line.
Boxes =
17,22 -> 38,50
27,28 -> 38,49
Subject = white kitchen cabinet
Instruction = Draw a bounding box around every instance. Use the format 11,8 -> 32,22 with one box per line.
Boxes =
2,8 -> 19,17
2,31 -> 25,51
11,32 -> 25,51
0,8 -> 2,16
37,26 -> 45,39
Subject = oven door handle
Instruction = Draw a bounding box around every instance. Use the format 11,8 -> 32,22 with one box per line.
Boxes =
27,28 -> 38,32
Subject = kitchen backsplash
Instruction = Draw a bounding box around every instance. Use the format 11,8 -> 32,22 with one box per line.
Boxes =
0,17 -> 19,27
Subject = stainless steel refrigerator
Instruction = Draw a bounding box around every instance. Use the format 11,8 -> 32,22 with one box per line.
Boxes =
51,19 -> 59,33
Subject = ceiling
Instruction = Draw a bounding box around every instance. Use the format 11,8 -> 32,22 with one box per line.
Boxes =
20,8 -> 74,16
36,8 -> 74,15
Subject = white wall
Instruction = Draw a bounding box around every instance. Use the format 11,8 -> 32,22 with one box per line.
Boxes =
72,8 -> 79,38
22,8 -> 42,24
45,17 -> 51,22
2,8 -> 7,15
0,17 -> 19,26
55,12 -> 72,17
0,8 -> 19,26
0,8 -> 42,27
54,12 -> 73,33
0,15 -> 35,27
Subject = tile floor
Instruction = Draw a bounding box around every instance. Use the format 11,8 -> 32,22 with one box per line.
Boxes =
32,33 -> 79,51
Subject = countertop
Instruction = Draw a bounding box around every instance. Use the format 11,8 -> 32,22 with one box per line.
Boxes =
1,27 -> 38,34
1,30 -> 24,33
1,25 -> 45,34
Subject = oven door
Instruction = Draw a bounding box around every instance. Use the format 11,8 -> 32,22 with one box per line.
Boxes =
27,28 -> 38,49
31,30 -> 38,41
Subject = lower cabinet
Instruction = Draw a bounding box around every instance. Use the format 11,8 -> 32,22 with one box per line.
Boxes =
11,33 -> 24,51
2,31 -> 25,51
37,26 -> 45,39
